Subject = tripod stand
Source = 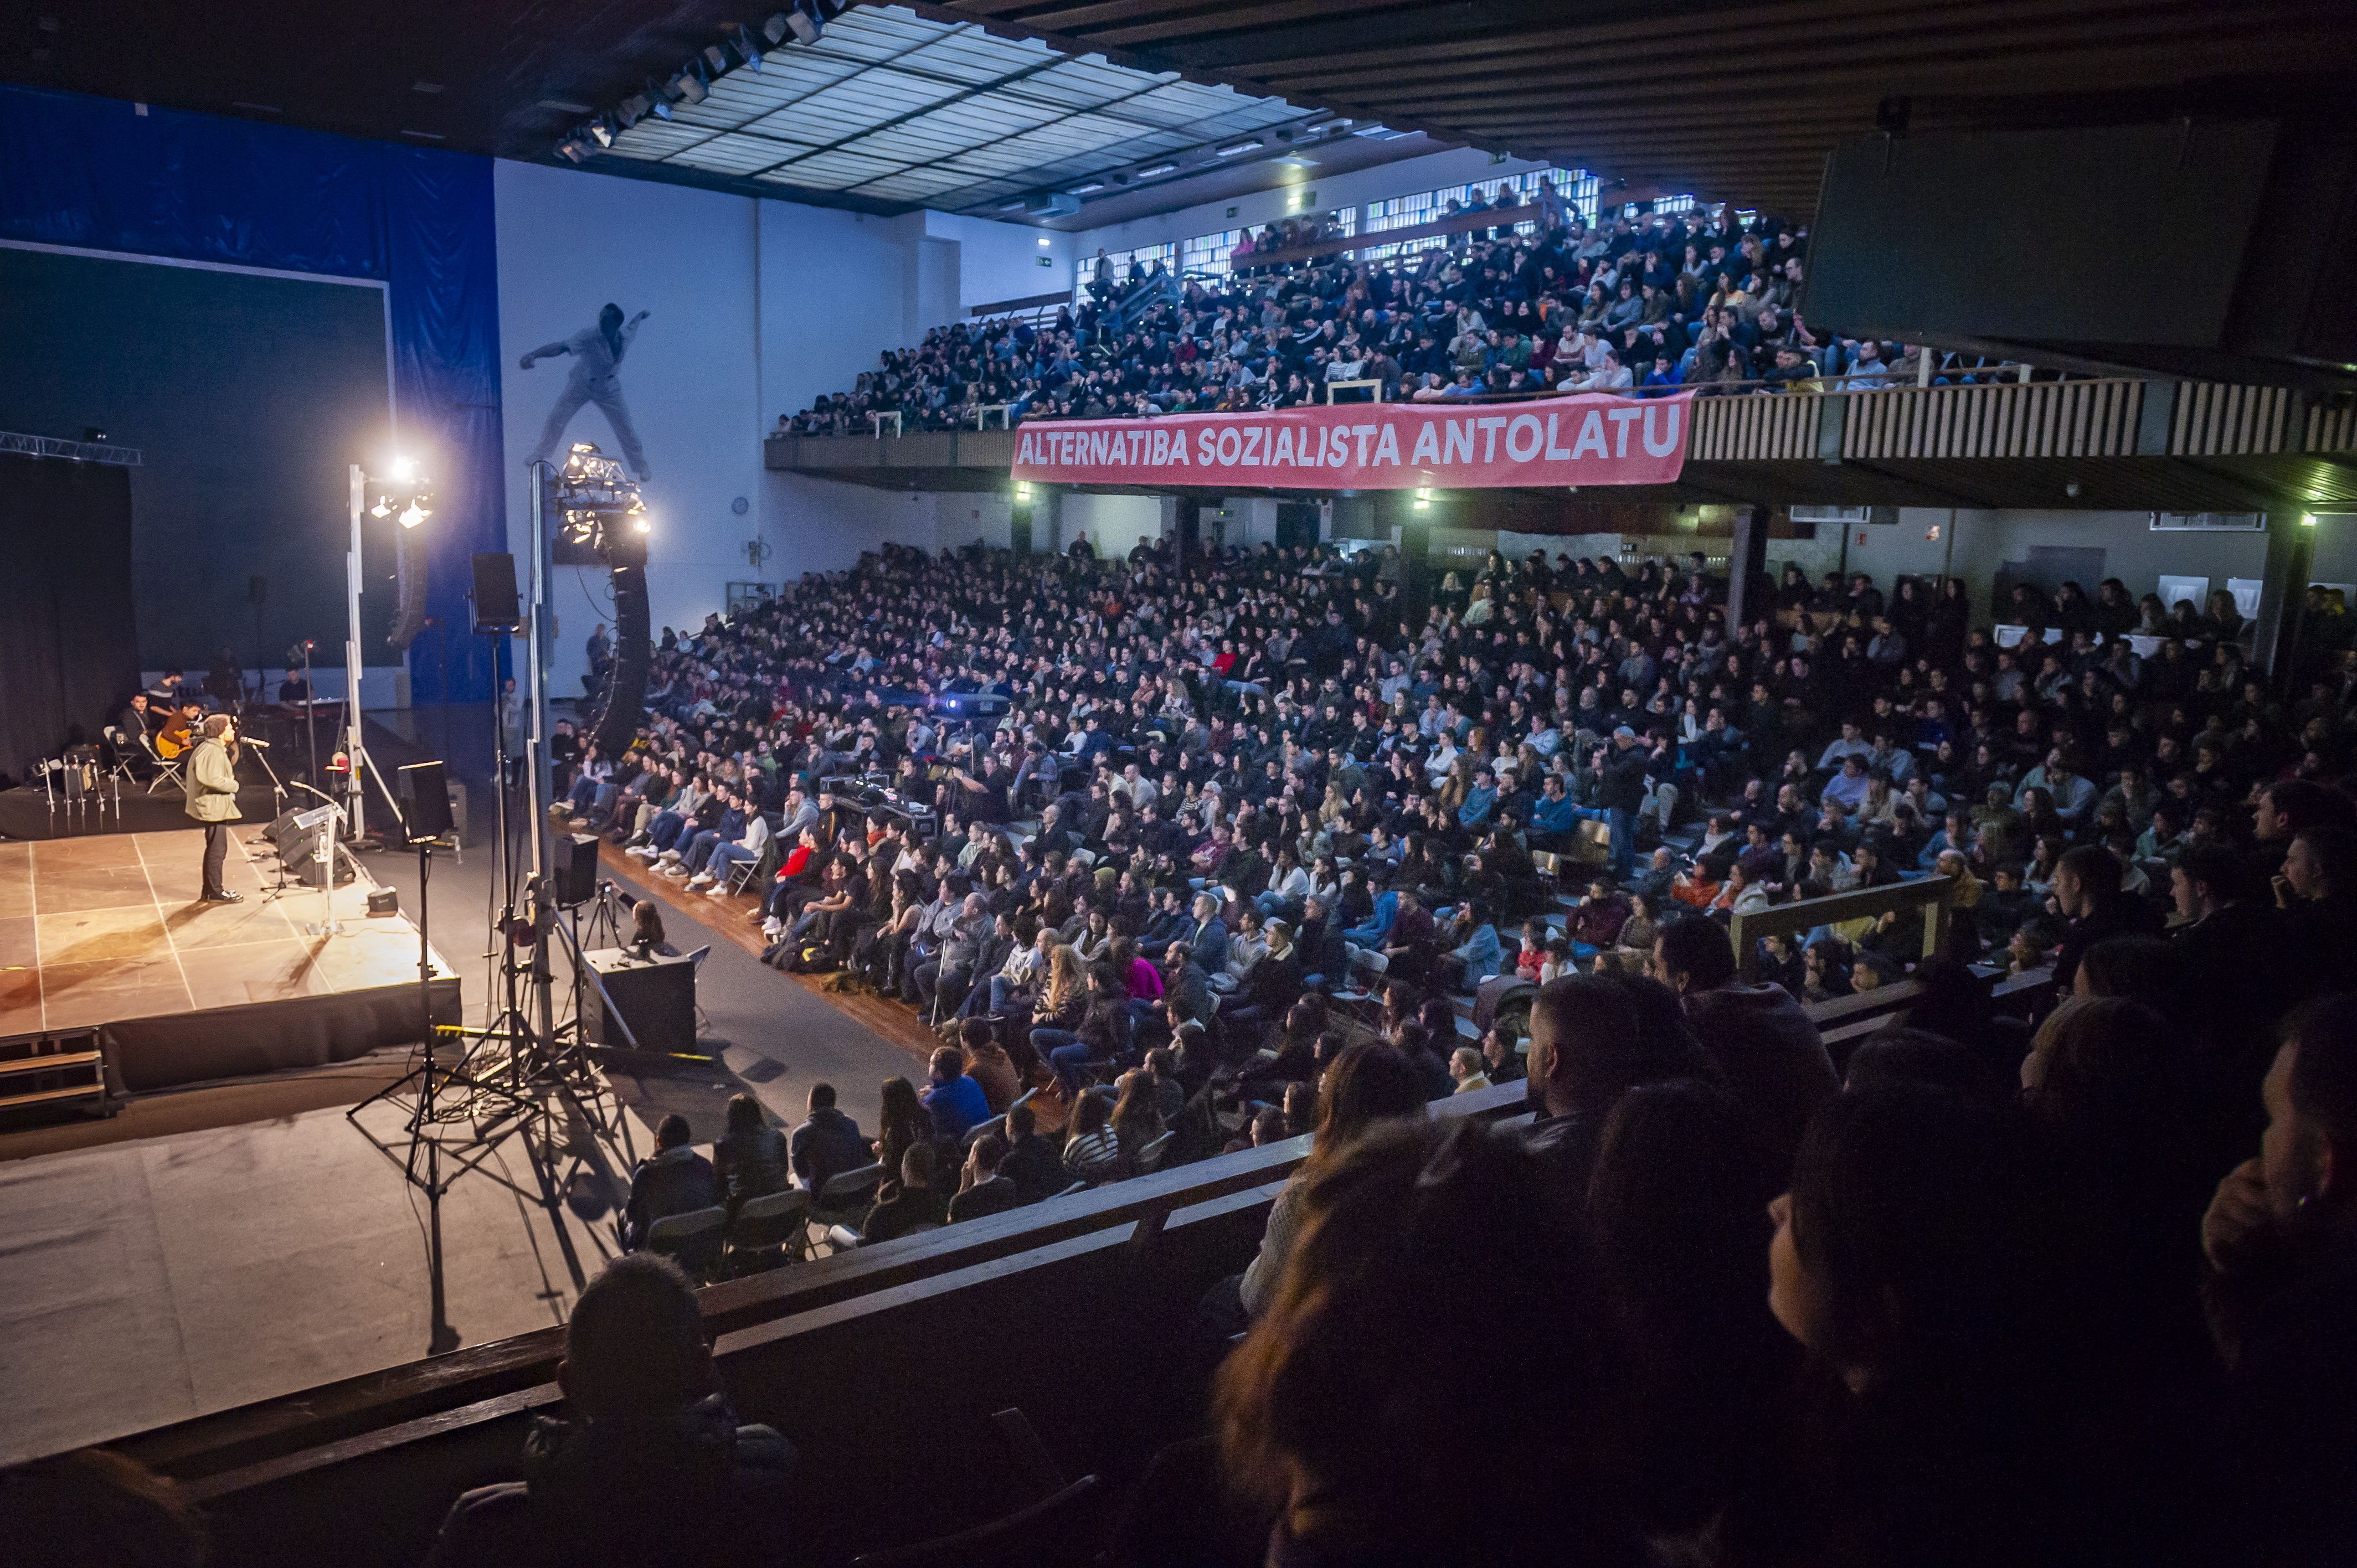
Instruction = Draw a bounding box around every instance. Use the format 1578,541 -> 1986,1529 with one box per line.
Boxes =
345,795 -> 536,1351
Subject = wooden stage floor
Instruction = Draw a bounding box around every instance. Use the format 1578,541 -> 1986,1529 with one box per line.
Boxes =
0,829 -> 452,1038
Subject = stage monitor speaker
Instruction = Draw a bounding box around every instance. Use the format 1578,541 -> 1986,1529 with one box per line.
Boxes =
398,761 -> 456,842
470,554 -> 523,632
553,832 -> 600,907
283,827 -> 354,886
264,807 -> 306,855
590,951 -> 699,1059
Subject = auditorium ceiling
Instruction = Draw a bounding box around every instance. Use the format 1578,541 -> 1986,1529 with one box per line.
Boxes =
7,0 -> 2353,223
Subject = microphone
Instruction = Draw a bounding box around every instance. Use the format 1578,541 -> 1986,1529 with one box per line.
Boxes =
239,737 -> 272,747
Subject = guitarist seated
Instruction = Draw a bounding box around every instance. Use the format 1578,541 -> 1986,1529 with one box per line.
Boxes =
155,702 -> 203,761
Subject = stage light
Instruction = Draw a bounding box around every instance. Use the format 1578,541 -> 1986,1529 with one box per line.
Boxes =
763,11 -> 791,44
703,45 -> 728,75
736,26 -> 765,70
589,117 -> 613,148
399,502 -> 428,529
389,455 -> 418,482
785,0 -> 824,44
671,65 -> 708,106
372,497 -> 394,518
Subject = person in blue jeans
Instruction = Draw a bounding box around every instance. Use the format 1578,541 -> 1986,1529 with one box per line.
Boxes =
1343,880 -> 1400,949
1576,727 -> 1649,880
1037,968 -> 1130,1097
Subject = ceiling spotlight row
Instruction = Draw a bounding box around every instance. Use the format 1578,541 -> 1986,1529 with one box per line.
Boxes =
555,1 -> 846,164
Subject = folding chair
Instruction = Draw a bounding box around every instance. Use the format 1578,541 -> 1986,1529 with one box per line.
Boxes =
724,852 -> 765,897
807,1160 -> 884,1240
644,1205 -> 728,1281
101,726 -> 141,787
725,1188 -> 812,1276
140,733 -> 186,795
1134,1131 -> 1176,1173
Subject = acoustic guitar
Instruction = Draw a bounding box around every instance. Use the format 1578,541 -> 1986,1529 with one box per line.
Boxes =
156,716 -> 195,759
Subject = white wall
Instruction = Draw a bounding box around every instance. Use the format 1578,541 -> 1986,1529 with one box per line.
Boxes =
496,160 -> 766,697
494,162 -> 1061,692
1058,492 -> 1165,558
1073,147 -> 1563,265
1832,509 -> 2273,623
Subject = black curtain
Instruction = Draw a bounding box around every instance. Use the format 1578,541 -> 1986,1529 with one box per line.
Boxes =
0,456 -> 141,782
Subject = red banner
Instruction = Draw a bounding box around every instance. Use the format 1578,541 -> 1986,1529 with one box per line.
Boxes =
1009,392 -> 1692,491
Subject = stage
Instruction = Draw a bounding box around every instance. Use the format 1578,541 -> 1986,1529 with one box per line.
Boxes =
0,780 -> 282,841
0,828 -> 459,1095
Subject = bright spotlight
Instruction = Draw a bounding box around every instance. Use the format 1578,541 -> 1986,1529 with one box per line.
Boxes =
632,513 -> 652,535
389,455 -> 418,482
399,502 -> 428,529
2304,514 -> 2319,527
371,497 -> 393,518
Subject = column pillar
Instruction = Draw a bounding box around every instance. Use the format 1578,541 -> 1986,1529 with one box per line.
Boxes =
1011,485 -> 1034,558
1725,504 -> 1770,630
1174,494 -> 1202,577
1395,493 -> 1432,626
2256,509 -> 2315,686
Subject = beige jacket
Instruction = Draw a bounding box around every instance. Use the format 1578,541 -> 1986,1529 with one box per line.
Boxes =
184,736 -> 241,822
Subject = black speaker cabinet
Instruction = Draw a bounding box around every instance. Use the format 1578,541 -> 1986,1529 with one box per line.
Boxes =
552,832 -> 601,907
471,553 -> 523,632
585,948 -> 702,1060
398,761 -> 456,842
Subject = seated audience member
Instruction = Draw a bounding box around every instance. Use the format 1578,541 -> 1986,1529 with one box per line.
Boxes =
425,1255 -> 794,1567
920,1045 -> 990,1142
1768,1081 -> 2121,1565
861,1143 -> 949,1242
1063,1089 -> 1124,1184
1448,1044 -> 1491,1095
788,1084 -> 867,1191
958,1015 -> 1022,1112
1232,1043 -> 1431,1322
624,1115 -> 720,1249
2201,996 -> 2357,1566
999,1100 -> 1065,1205
711,1093 -> 790,1209
1524,971 -> 1722,1195
1216,1119 -> 1645,1565
949,1131 -> 1021,1222
1650,916 -> 1836,1175
1587,1079 -> 1794,1541
2049,842 -> 2163,993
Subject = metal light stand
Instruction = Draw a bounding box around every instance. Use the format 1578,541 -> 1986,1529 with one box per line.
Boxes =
346,796 -> 536,1200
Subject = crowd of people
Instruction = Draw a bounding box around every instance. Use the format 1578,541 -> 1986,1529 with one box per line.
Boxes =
24,524 -> 2357,1565
779,194 -> 2037,437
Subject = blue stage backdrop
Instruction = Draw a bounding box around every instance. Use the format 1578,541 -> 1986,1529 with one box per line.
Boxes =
0,84 -> 505,703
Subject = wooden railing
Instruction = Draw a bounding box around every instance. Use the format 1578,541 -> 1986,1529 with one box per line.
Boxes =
111,1081 -> 1531,1497
68,949 -> 2067,1567
1727,874 -> 1955,981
